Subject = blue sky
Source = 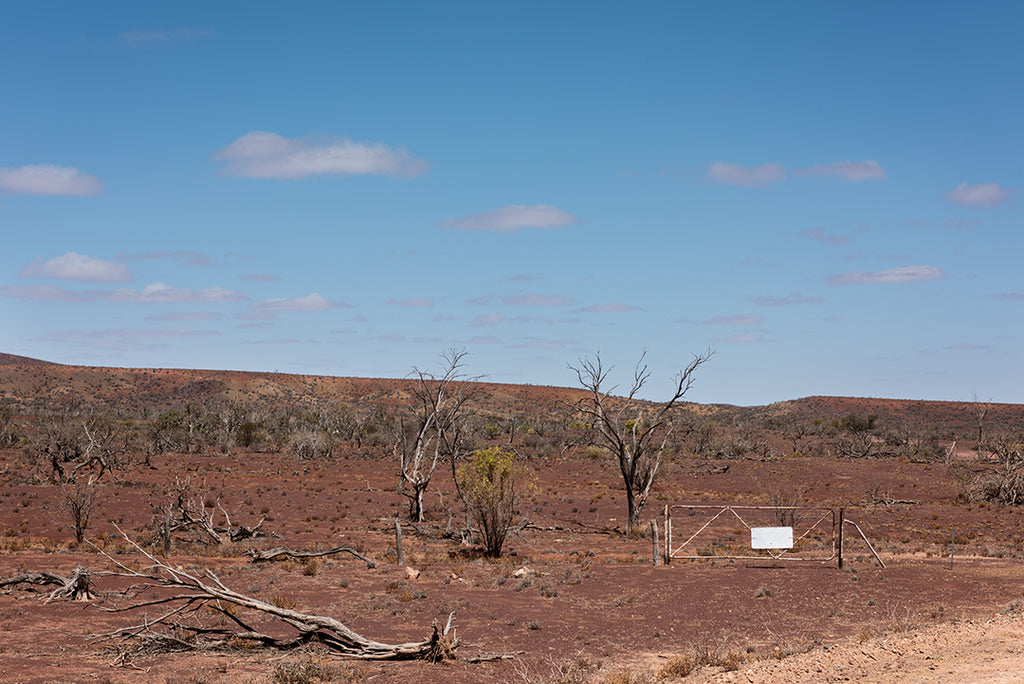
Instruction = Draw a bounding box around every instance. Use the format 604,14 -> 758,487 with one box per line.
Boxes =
1,2 -> 1021,406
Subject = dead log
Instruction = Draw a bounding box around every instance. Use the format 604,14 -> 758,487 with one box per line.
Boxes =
92,530 -> 454,661
1,566 -> 95,602
249,546 -> 376,568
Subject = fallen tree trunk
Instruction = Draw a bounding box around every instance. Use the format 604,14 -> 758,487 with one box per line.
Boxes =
1,566 -> 95,602
249,545 -> 376,568
93,530 -> 455,661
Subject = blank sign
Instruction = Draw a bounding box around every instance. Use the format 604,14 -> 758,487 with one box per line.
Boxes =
751,526 -> 793,549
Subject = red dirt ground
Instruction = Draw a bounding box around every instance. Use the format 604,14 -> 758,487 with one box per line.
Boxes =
3,445 -> 1024,683
2,358 -> 1024,682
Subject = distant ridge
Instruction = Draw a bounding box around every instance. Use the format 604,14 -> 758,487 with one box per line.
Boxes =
1,354 -> 1021,435
0,353 -> 58,367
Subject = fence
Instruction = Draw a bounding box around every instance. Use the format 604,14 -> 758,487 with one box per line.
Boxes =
664,504 -> 837,564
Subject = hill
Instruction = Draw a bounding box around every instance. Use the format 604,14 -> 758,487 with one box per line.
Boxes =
0,353 -> 1021,435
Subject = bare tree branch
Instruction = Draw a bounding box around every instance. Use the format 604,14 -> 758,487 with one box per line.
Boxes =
88,529 -> 457,661
569,349 -> 713,532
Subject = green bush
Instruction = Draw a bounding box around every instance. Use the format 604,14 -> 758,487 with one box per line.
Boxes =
456,446 -> 532,557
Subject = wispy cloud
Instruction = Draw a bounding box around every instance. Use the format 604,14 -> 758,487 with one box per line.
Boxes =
255,292 -> 348,311
752,292 -> 824,306
440,204 -> 578,233
511,337 -> 579,350
468,335 -> 503,345
242,273 -> 281,282
739,255 -> 782,268
502,293 -> 574,306
40,327 -> 221,351
707,162 -> 785,187
470,293 -> 575,306
110,282 -> 247,304
995,293 -> 1024,301
472,313 -> 505,326
829,265 -> 945,285
944,182 -> 1014,208
942,218 -> 980,231
119,250 -> 215,267
22,252 -> 131,282
0,165 -> 103,196
794,160 -> 886,182
213,131 -> 429,179
145,312 -> 225,322
702,314 -> 764,326
715,333 -> 774,344
944,343 -> 994,352
119,28 -> 216,46
0,285 -> 98,302
387,297 -> 433,307
800,228 -> 849,246
577,302 -> 643,313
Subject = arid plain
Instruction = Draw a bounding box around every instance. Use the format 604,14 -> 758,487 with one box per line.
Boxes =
2,353 -> 1024,683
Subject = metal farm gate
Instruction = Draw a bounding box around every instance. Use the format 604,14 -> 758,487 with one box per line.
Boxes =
664,504 -> 838,564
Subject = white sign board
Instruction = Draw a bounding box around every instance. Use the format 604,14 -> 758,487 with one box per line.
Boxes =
751,526 -> 793,550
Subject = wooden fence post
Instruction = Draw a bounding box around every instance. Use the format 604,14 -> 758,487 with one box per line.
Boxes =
651,520 -> 661,566
394,518 -> 405,566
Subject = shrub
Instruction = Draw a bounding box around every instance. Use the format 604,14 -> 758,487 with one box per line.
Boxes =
457,446 -> 533,557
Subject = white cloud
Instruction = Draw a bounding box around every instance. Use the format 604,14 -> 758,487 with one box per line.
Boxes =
440,205 -> 578,233
707,162 -> 785,187
702,314 -> 764,326
577,302 -> 643,313
794,160 -> 886,182
944,182 -> 1013,208
119,28 -> 216,46
255,292 -> 346,311
213,131 -> 429,179
110,282 -> 247,303
22,252 -> 131,282
829,265 -> 945,285
0,165 -> 103,196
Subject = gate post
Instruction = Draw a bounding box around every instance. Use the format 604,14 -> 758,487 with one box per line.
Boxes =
837,507 -> 845,569
663,505 -> 671,565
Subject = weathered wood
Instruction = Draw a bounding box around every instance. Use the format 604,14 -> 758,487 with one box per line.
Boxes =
395,518 -> 405,566
249,545 -> 376,568
1,566 -> 95,602
650,519 -> 661,566
93,531 -> 454,661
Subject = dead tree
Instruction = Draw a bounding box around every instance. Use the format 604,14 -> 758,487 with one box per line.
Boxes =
62,478 -> 100,544
398,349 -> 474,523
159,477 -> 266,547
93,532 -> 457,661
570,350 -> 713,533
